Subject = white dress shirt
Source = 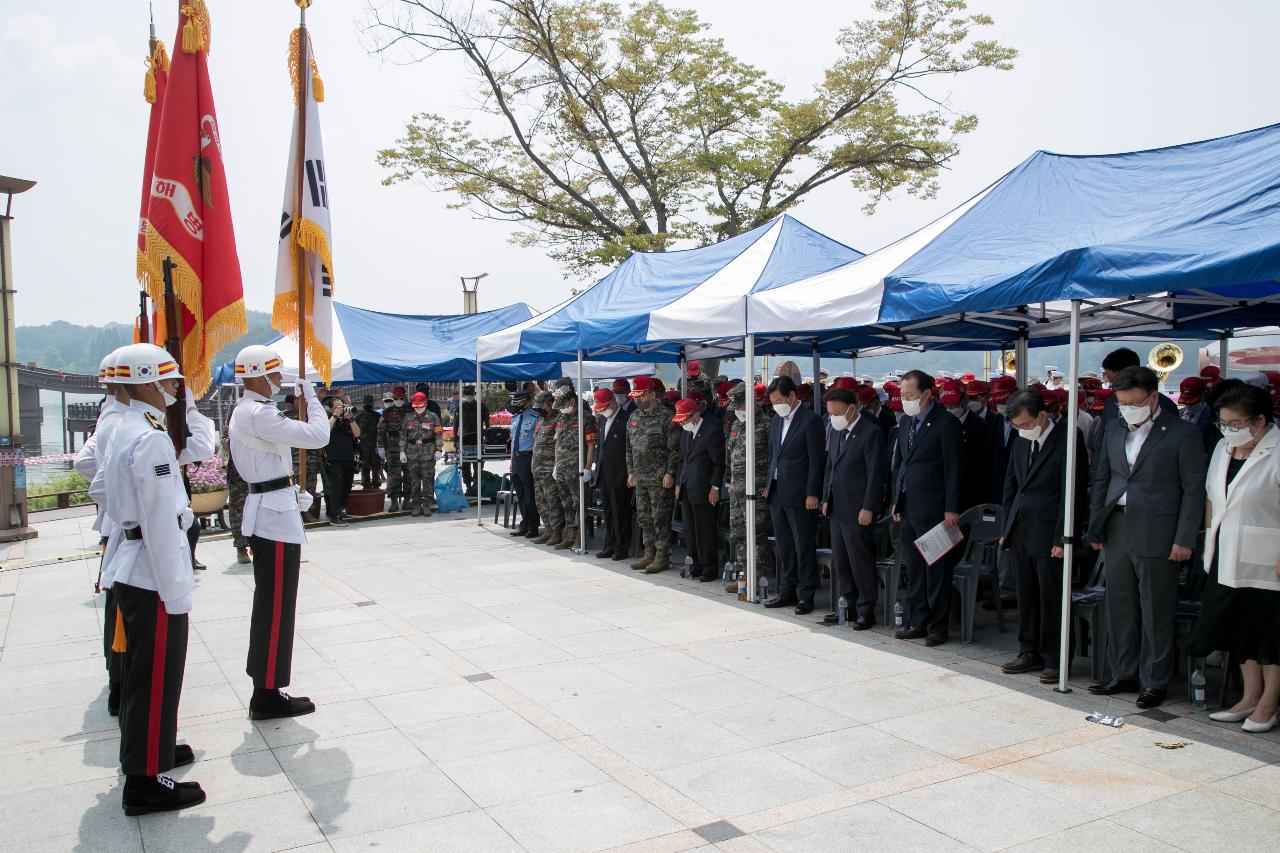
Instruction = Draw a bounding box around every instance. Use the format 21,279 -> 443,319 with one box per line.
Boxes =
91,402 -> 195,612
1117,417 -> 1155,506
229,384 -> 330,544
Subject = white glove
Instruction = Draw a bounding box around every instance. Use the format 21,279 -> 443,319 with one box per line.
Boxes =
179,507 -> 195,531
184,386 -> 197,409
580,468 -> 595,484
164,593 -> 193,615
399,451 -> 408,463
298,380 -> 319,401
296,487 -> 314,513
377,447 -> 386,460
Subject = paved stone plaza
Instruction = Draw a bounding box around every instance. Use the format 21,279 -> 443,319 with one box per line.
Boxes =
1,508 -> 1279,852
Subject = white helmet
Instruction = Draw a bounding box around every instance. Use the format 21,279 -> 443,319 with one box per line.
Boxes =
235,345 -> 284,381
113,343 -> 183,385
98,348 -> 122,386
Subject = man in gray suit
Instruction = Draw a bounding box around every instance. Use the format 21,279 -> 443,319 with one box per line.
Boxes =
1087,367 -> 1205,709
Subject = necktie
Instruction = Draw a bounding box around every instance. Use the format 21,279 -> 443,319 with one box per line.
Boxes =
906,417 -> 918,453
1029,439 -> 1039,468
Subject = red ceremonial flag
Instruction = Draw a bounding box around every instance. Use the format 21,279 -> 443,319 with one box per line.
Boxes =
140,0 -> 246,397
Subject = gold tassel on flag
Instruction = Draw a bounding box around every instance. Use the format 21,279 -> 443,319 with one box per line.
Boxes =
181,2 -> 211,55
142,39 -> 170,104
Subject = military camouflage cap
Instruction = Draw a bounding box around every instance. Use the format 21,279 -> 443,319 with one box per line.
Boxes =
534,390 -> 555,407
552,384 -> 577,403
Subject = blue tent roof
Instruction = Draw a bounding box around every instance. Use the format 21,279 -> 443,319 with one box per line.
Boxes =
477,215 -> 863,363
749,123 -> 1280,350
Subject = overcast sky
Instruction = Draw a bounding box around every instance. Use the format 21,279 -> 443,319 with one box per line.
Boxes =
2,0 -> 1278,329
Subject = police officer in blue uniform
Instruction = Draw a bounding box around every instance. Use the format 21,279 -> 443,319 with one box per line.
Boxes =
508,390 -> 541,537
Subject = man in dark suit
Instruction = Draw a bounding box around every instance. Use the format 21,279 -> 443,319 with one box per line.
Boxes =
890,370 -> 964,646
1087,366 -> 1206,709
593,388 -> 632,561
821,386 -> 888,629
673,397 -> 725,581
998,390 -> 1089,683
939,378 -> 989,514
763,376 -> 825,614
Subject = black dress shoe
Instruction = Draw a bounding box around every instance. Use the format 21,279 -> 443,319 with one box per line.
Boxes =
894,626 -> 926,640
763,595 -> 798,609
820,612 -> 839,626
925,633 -> 947,647
510,527 -> 529,537
1087,678 -> 1139,696
524,529 -> 541,539
698,572 -> 717,582
794,601 -> 814,616
595,549 -> 615,559
192,558 -> 206,571
1001,652 -> 1045,675
1038,669 -> 1060,685
1135,688 -> 1167,709
173,744 -> 195,767
851,616 -> 875,631
611,552 -> 629,561
249,688 -> 316,720
122,774 -> 206,816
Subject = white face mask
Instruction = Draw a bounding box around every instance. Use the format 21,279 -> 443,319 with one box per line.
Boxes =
1222,423 -> 1257,448
463,395 -> 475,403
996,403 -> 1009,418
735,406 -> 747,416
901,397 -> 923,417
1119,401 -> 1151,426
266,378 -> 282,397
681,421 -> 696,433
772,402 -> 792,418
412,406 -> 426,415
559,405 -> 574,414
394,398 -> 406,407
828,413 -> 849,431
945,405 -> 965,417
1018,423 -> 1043,442
156,383 -> 178,408
967,400 -> 985,414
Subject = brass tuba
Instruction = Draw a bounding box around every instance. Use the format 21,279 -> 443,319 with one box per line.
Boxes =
1003,350 -> 1017,376
1148,343 -> 1184,382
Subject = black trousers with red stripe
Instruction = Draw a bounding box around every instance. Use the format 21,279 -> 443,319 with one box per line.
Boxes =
246,535 -> 301,690
114,583 -> 188,776
102,586 -> 123,688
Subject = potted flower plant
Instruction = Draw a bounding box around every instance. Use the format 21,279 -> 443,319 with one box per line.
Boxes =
188,457 -> 229,515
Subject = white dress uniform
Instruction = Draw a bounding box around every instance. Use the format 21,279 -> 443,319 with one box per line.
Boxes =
75,398 -> 128,540
229,380 -> 328,695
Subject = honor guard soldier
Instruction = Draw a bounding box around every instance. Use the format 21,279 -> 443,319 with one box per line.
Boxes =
228,345 -> 330,720
88,344 -> 204,815
75,348 -> 130,715
400,391 -> 442,516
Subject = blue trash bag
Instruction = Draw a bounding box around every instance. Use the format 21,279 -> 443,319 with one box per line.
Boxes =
434,465 -> 469,513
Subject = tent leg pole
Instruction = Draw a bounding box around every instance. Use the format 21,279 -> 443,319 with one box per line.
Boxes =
1219,333 -> 1229,378
476,362 -> 483,526
577,350 -> 585,553
850,352 -> 857,380
1015,335 -> 1029,387
744,334 -> 756,603
811,345 -> 821,414
1057,300 -> 1082,695
679,348 -> 687,397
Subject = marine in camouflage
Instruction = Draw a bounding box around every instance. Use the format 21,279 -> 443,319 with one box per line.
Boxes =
400,408 -> 442,513
727,384 -> 774,577
625,395 -> 680,555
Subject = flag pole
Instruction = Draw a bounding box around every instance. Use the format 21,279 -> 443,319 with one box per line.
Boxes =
137,2 -> 157,347
161,256 -> 187,456
293,0 -> 310,494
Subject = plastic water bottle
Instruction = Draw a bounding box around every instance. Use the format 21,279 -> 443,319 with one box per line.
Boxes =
736,572 -> 747,601
837,596 -> 848,625
723,561 -> 735,583
758,573 -> 769,601
894,601 -> 904,630
681,555 -> 692,578
1190,668 -> 1207,710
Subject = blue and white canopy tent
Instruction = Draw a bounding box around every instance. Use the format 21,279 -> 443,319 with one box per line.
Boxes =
475,214 -> 864,365
742,123 -> 1280,687
212,302 -> 648,385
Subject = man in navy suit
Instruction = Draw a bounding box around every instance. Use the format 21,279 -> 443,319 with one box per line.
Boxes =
763,376 -> 825,614
593,388 -> 632,561
820,386 -> 888,629
890,370 -> 964,646
998,389 -> 1088,683
673,397 -> 725,581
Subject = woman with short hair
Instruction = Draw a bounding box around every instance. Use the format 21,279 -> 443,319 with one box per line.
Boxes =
1190,383 -> 1280,732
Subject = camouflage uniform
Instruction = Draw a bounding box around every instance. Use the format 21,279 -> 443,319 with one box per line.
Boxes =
377,404 -> 409,506
727,386 -> 774,589
400,408 -> 442,515
225,447 -> 249,553
530,392 -> 563,544
552,389 -> 597,550
626,398 -> 680,570
355,404 -> 382,488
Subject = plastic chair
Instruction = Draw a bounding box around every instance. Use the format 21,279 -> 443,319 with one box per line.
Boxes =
874,515 -> 903,627
950,504 -> 1005,643
1070,551 -> 1108,682
493,472 -> 516,527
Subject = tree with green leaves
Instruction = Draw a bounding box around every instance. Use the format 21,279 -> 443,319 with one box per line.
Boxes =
367,0 -> 1015,275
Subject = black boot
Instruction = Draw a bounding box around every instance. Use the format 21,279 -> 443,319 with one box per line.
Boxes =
122,774 -> 206,816
249,688 -> 315,720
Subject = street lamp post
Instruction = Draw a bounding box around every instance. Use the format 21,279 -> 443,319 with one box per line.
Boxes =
0,175 -> 38,542
460,272 -> 488,315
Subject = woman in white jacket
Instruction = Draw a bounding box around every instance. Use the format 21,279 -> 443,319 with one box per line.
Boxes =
1190,383 -> 1280,733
